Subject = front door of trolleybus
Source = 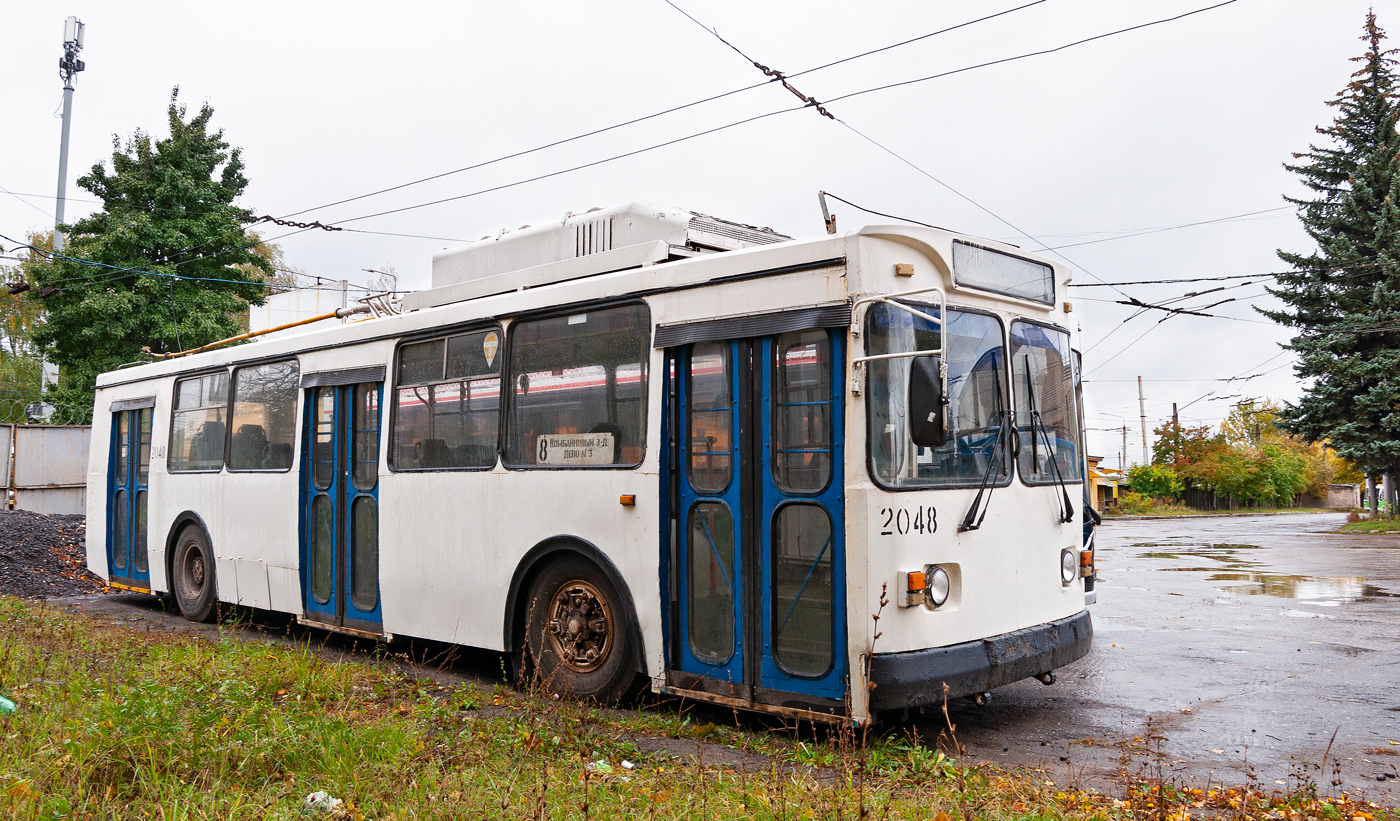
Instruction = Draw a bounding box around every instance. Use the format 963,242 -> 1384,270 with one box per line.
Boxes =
669,329 -> 847,706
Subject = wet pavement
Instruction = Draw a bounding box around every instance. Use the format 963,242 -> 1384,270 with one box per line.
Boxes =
916,512 -> 1400,796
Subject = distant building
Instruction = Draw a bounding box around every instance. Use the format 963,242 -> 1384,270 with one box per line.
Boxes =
248,281 -> 352,337
1086,455 -> 1120,512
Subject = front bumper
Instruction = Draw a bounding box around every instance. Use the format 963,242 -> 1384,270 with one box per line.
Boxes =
868,610 -> 1092,710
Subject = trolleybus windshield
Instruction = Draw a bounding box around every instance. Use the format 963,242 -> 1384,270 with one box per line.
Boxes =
865,304 -> 1009,489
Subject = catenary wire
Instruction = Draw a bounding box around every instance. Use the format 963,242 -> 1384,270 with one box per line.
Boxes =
1038,206 -> 1292,250
281,0 -> 1242,241
822,0 -> 1242,107
0,232 -> 413,294
276,1 -> 1049,223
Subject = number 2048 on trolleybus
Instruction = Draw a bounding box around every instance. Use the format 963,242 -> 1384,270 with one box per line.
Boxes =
88,201 -> 1093,724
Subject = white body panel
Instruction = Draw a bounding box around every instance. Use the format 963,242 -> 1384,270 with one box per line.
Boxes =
88,222 -> 1085,722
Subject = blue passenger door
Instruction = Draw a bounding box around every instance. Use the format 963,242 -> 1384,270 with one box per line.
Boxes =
301,382 -> 383,632
672,330 -> 847,706
107,407 -> 152,591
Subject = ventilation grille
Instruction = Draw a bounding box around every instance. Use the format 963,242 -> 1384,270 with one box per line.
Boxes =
687,215 -> 790,251
575,217 -> 614,257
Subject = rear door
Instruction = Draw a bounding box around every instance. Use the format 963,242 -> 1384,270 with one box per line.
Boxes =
107,407 -> 152,591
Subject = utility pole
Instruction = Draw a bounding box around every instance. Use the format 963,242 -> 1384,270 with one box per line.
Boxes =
1138,376 -> 1148,466
53,16 -> 86,253
1121,425 -> 1127,472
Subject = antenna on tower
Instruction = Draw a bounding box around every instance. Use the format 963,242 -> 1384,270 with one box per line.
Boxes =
53,16 -> 86,253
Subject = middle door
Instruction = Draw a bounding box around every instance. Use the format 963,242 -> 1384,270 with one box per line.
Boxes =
675,331 -> 847,704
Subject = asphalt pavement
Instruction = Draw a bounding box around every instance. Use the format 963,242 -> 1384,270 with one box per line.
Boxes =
916,512 -> 1400,797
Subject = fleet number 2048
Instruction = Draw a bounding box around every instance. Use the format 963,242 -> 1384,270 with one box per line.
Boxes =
878,506 -> 937,536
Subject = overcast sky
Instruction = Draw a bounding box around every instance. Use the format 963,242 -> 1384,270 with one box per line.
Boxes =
1,0 -> 1389,465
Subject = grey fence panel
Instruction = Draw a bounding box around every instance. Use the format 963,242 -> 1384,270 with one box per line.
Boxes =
0,425 -> 11,493
12,425 -> 91,516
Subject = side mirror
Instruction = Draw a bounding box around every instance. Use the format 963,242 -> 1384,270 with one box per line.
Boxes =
908,355 -> 947,448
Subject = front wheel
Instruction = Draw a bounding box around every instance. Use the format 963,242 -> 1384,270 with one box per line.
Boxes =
172,526 -> 219,623
523,556 -> 638,703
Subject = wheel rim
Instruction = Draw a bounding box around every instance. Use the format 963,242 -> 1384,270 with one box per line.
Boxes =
179,542 -> 205,604
545,580 -> 613,673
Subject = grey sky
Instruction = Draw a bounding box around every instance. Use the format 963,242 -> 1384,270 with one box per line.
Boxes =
1,0 -> 1388,465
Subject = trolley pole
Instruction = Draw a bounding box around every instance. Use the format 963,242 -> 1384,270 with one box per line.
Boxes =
53,16 -> 86,254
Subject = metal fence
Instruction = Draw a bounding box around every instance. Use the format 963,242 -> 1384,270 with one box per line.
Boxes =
1,420 -> 92,516
0,399 -> 93,426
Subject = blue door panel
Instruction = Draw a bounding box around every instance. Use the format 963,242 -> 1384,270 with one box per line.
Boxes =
301,383 -> 382,627
107,408 -> 151,587
670,331 -> 846,704
676,340 -> 743,683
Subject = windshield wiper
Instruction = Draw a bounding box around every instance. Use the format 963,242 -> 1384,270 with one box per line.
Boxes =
958,409 -> 1010,532
1022,355 -> 1075,524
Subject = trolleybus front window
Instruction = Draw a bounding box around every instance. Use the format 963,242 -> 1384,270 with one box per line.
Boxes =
866,305 -> 1008,488
1009,321 -> 1083,485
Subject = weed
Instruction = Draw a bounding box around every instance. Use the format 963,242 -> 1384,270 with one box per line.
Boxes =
1,596 -> 1396,820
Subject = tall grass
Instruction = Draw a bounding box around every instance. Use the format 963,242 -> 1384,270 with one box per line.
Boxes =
0,597 -> 1393,820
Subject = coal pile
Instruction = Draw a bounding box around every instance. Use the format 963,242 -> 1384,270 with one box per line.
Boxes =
0,511 -> 106,599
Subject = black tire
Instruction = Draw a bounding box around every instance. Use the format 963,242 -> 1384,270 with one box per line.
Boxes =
171,526 -> 219,623
523,555 -> 638,704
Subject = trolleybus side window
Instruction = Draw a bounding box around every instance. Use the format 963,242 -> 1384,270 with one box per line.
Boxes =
169,372 -> 229,472
1010,320 -> 1083,484
228,360 -> 300,471
391,327 -> 502,470
866,305 -> 1009,489
505,303 -> 649,468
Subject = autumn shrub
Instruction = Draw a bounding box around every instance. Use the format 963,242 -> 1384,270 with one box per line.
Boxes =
1126,464 -> 1183,499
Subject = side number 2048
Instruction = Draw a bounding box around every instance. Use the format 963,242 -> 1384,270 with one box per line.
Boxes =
878,506 -> 937,536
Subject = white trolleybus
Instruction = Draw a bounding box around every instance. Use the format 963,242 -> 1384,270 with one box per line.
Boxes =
88,202 -> 1093,723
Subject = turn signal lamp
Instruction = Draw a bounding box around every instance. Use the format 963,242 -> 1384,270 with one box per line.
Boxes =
898,566 -> 952,608
619,494 -> 636,506
900,570 -> 926,608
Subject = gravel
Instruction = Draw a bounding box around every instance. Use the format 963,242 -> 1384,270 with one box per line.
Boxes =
0,511 -> 107,599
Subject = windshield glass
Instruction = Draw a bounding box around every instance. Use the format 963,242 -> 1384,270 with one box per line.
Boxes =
866,304 -> 1009,488
1010,321 -> 1083,484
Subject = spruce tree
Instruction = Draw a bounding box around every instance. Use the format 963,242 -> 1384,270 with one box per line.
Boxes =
28,89 -> 272,411
1263,12 -> 1400,483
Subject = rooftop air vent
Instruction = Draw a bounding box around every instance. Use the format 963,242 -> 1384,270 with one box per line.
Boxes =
426,201 -> 791,295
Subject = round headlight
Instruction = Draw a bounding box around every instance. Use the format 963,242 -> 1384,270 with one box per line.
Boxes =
926,565 -> 950,608
1061,549 -> 1078,585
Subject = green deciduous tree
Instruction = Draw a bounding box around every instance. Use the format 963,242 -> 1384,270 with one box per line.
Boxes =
1264,12 -> 1400,481
0,231 -> 50,417
28,89 -> 272,409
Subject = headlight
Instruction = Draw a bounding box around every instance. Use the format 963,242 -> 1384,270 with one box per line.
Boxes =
1060,549 -> 1078,585
925,565 -> 950,608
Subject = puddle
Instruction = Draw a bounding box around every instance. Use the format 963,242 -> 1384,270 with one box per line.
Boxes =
1135,543 -> 1262,568
1207,572 -> 1400,601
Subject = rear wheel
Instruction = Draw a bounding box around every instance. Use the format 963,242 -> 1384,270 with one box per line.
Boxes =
523,556 -> 637,703
172,526 -> 218,623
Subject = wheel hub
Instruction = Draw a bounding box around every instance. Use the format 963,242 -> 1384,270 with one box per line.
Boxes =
546,581 -> 613,673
